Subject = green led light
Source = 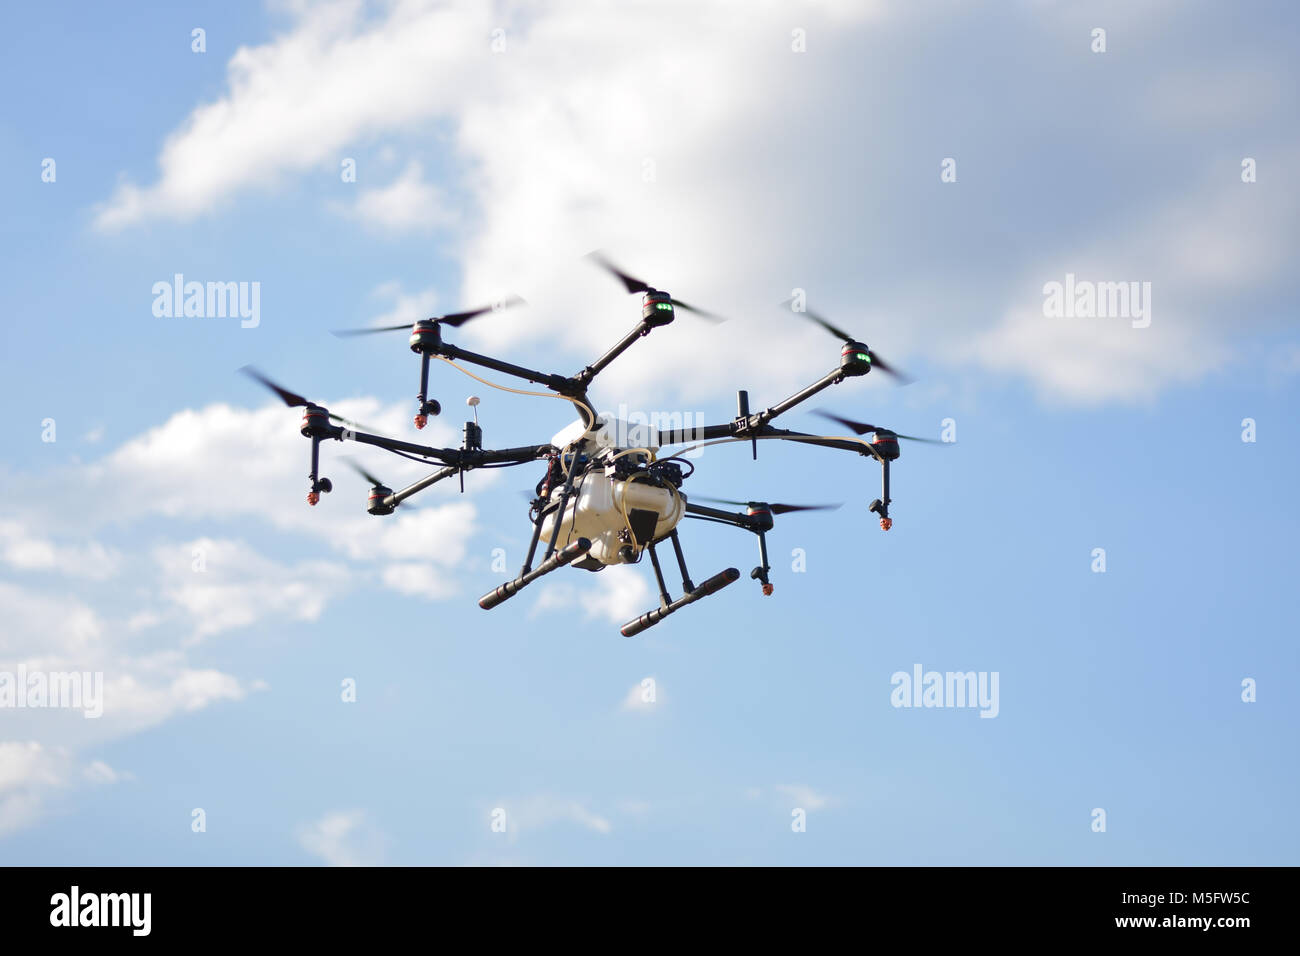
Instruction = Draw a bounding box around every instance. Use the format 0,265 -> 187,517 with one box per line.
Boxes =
657,302 -> 672,310
856,352 -> 870,362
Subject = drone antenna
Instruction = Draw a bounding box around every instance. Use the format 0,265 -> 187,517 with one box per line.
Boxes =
467,395 -> 480,425
736,390 -> 757,460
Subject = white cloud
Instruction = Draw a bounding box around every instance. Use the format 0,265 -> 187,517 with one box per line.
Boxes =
343,160 -> 450,233
297,809 -> 387,866
0,520 -> 121,580
379,562 -> 460,600
89,0 -> 1299,405
531,571 -> 650,625
0,580 -> 104,659
498,795 -> 612,842
0,390 -> 498,838
93,0 -> 494,230
83,760 -> 130,785
156,537 -> 350,642
365,282 -> 440,331
0,743 -> 127,836
974,168 -> 1300,402
773,784 -> 832,811
620,677 -> 658,713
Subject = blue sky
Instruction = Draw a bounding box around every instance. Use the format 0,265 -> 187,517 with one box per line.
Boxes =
1,0 -> 1297,865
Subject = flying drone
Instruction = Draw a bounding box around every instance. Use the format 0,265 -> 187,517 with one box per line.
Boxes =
241,254 -> 940,636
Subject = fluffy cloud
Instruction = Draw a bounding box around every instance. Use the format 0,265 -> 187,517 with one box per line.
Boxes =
89,0 -> 1299,403
0,743 -> 127,836
0,394 -> 491,837
0,521 -> 121,580
620,677 -> 658,713
297,809 -> 388,866
342,161 -> 451,233
531,570 -> 650,625
773,784 -> 833,812
494,794 -> 612,843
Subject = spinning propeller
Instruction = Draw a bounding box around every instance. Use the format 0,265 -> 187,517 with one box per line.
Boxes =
689,494 -> 838,597
330,297 -> 524,430
340,457 -> 402,516
329,295 -> 527,337
239,366 -> 374,432
587,251 -> 728,323
690,494 -> 841,515
812,409 -> 942,443
783,300 -> 913,383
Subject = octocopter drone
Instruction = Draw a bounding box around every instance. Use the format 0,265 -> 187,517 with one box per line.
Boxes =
242,254 -> 939,636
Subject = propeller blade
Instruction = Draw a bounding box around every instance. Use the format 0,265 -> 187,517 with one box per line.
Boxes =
691,494 -> 840,515
812,409 -> 876,436
812,409 -> 943,443
329,322 -> 412,338
325,411 -> 381,433
341,457 -> 386,487
669,297 -> 727,323
801,307 -> 856,343
586,251 -> 652,294
588,252 -> 729,321
239,366 -> 311,408
331,295 -> 525,337
240,367 -> 377,431
438,294 -> 527,327
690,494 -> 749,508
783,302 -> 913,383
866,349 -> 913,384
769,502 -> 842,515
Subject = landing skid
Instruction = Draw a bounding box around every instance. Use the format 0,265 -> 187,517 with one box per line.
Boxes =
478,538 -> 592,610
620,530 -> 739,637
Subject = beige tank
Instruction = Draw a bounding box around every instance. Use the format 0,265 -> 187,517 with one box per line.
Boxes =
538,473 -> 686,566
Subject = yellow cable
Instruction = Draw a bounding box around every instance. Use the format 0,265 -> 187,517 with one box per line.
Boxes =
433,357 -> 691,546
434,355 -> 597,478
435,355 -> 595,422
606,446 -> 656,465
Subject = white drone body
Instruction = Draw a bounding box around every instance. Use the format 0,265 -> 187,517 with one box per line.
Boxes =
539,415 -> 686,569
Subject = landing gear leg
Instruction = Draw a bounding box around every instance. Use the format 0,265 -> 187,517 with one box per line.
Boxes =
750,528 -> 773,595
869,459 -> 892,531
621,532 -> 739,637
306,435 -> 332,506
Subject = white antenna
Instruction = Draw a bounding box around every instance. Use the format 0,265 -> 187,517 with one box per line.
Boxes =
467,395 -> 480,424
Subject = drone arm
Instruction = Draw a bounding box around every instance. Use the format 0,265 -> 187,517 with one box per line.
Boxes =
653,367 -> 848,447
573,318 -> 661,389
330,425 -> 463,465
382,464 -> 460,509
374,443 -> 556,510
749,426 -> 882,459
656,423 -> 878,460
752,368 -> 845,427
436,345 -> 575,396
654,422 -> 744,445
683,501 -> 756,528
478,444 -> 559,465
